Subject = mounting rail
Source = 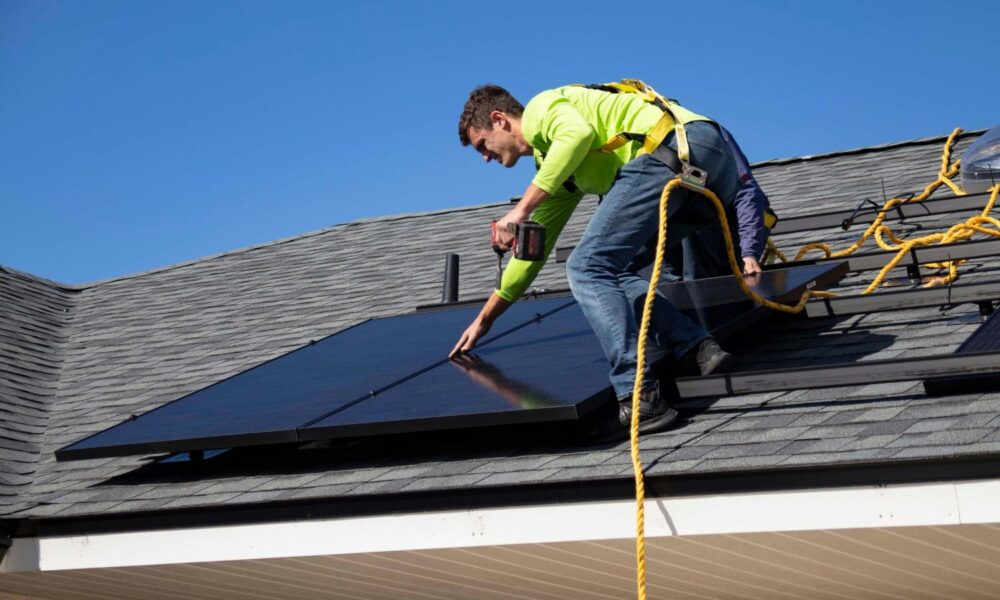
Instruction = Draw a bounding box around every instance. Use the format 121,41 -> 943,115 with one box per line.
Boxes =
675,351 -> 1000,398
805,278 -> 1000,317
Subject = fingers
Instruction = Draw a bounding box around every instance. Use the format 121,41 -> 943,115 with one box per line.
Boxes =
451,321 -> 490,359
742,257 -> 763,276
449,330 -> 479,359
496,231 -> 515,249
449,334 -> 468,359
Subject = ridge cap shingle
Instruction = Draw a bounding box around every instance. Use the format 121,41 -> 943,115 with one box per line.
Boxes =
753,128 -> 987,168
0,265 -> 83,292
7,128 -> 988,288
69,200 -> 516,289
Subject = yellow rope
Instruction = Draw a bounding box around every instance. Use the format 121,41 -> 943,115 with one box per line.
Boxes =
863,184 -> 1000,293
792,128 -> 967,262
759,128 -> 1000,294
762,237 -> 787,265
629,178 -> 836,600
630,129 -> 989,597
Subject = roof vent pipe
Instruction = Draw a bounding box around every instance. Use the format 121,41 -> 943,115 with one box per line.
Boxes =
441,254 -> 459,303
961,125 -> 1000,193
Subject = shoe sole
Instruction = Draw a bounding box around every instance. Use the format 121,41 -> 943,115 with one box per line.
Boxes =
582,407 -> 680,445
637,407 -> 679,435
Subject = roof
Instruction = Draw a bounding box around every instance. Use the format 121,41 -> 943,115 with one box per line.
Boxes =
2,129 -> 999,525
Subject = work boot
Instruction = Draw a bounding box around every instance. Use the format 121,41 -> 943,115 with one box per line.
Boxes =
618,384 -> 679,435
579,383 -> 679,444
685,338 -> 734,376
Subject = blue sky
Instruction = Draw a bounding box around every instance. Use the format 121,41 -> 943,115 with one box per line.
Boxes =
2,0 -> 999,284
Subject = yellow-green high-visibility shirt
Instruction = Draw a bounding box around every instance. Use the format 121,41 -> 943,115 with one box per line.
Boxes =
521,85 -> 710,195
495,84 -> 710,303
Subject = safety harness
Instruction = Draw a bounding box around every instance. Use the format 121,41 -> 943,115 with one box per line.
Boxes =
581,79 -> 778,230
580,79 -> 711,190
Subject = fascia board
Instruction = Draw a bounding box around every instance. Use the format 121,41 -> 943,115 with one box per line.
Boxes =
3,478 -> 1000,573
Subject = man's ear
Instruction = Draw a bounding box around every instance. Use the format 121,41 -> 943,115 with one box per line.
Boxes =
490,110 -> 508,130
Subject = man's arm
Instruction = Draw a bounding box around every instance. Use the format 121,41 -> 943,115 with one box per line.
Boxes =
720,127 -> 769,275
449,186 -> 583,356
451,94 -> 592,356
450,292 -> 511,357
495,98 -> 593,246
492,183 -> 548,249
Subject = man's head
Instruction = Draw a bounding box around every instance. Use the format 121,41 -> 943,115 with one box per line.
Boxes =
458,84 -> 531,168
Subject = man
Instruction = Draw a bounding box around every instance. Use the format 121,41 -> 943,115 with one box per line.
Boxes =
450,82 -> 766,434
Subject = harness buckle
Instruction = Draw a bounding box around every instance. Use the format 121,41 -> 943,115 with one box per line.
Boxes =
679,164 -> 708,192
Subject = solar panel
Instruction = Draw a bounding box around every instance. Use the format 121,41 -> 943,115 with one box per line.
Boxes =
299,302 -> 613,440
301,263 -> 847,440
56,296 -> 573,460
57,263 -> 847,461
923,308 -> 1000,395
664,262 -> 849,339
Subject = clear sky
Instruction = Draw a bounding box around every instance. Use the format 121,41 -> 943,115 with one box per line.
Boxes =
3,0 -> 999,284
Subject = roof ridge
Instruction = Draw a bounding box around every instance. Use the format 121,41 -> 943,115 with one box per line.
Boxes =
0,265 -> 85,292
0,267 -> 79,514
8,129 -> 987,289
68,201 -> 513,289
752,128 -> 986,168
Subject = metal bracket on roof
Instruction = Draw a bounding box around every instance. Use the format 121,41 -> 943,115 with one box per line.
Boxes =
978,301 -> 995,318
881,179 -> 910,223
841,198 -> 880,230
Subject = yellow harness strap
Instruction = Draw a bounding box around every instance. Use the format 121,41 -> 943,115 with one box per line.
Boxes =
581,79 -> 694,164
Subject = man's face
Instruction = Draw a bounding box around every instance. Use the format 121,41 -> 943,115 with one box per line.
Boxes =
467,117 -> 522,168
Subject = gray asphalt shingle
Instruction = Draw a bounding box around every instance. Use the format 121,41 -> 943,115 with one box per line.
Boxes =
0,267 -> 77,511
2,129 -> 1000,520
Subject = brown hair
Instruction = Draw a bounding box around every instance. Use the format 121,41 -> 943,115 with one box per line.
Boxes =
458,85 -> 524,146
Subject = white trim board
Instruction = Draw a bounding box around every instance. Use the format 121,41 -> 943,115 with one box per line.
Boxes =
4,479 -> 1000,573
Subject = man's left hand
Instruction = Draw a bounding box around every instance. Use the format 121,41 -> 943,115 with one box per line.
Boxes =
742,256 -> 762,276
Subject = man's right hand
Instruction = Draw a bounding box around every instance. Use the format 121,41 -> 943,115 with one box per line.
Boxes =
449,318 -> 492,358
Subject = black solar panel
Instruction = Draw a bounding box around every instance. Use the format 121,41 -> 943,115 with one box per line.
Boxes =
924,308 -> 1000,395
56,263 -> 847,461
300,302 -> 612,440
664,261 -> 849,339
56,297 -> 573,460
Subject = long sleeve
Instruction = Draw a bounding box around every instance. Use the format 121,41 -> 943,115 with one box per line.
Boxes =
721,127 -> 770,259
524,93 -> 596,194
496,185 -> 583,302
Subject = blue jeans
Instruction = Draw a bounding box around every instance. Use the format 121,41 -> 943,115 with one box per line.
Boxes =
567,121 -> 741,400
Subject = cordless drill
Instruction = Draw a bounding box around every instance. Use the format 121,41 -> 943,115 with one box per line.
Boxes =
490,220 -> 546,287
